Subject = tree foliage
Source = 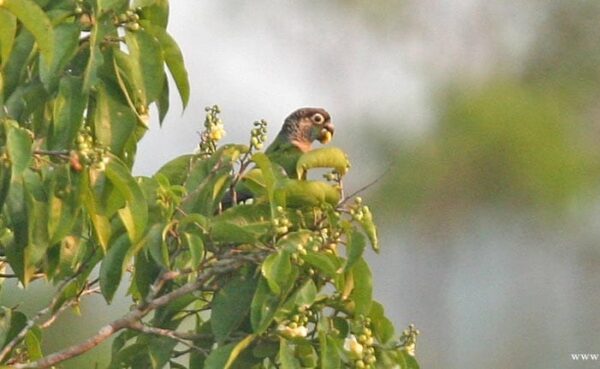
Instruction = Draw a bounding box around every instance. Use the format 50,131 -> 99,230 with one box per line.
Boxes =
0,1 -> 417,368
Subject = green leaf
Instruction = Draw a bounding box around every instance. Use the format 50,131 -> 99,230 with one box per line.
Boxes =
155,154 -> 194,185
0,308 -> 26,350
141,22 -> 189,109
138,0 -> 169,29
143,223 -> 169,267
397,348 -> 420,369
48,166 -> 82,244
82,169 -> 111,250
251,277 -> 280,334
1,29 -> 34,97
105,158 -> 148,243
204,337 -> 253,369
133,249 -> 160,300
24,327 -> 42,360
93,83 -> 137,157
210,221 -> 259,244
0,8 -> 16,65
296,342 -> 318,368
23,170 -> 49,267
182,232 -> 204,268
211,273 -> 258,343
99,233 -> 131,303
279,338 -> 301,369
359,206 -> 379,252
1,0 -> 54,70
223,335 -> 255,369
369,301 -> 395,344
261,250 -> 292,295
344,229 -> 366,272
350,258 -> 372,315
124,29 -> 164,105
0,160 -> 10,210
276,179 -> 341,208
319,333 -> 340,369
296,147 -> 349,179
39,22 -> 79,91
301,250 -> 342,278
5,120 -> 32,175
50,76 -> 86,150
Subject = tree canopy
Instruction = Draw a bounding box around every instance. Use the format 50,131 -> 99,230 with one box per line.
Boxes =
0,1 -> 418,368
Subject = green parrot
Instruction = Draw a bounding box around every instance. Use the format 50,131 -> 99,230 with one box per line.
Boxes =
223,107 -> 335,207
265,107 -> 335,176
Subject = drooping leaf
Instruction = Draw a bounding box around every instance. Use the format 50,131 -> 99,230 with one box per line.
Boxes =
349,258 -> 372,315
261,250 -> 292,295
251,277 -> 280,334
211,273 -> 258,343
344,229 -> 366,272
223,335 -> 255,369
93,83 -> 138,158
369,301 -> 395,344
99,233 -> 131,303
82,169 -> 111,250
358,206 -> 379,252
182,232 -> 204,268
279,338 -> 301,369
276,179 -> 341,208
105,157 -> 148,243
1,0 -> 54,70
141,22 -> 189,108
0,8 -> 17,65
124,29 -> 164,105
39,22 -> 79,91
50,76 -> 86,150
5,120 -> 32,176
296,147 -> 349,179
1,28 -> 34,97
23,170 -> 49,267
319,333 -> 340,369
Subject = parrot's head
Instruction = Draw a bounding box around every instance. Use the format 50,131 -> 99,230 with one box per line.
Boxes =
282,107 -> 334,152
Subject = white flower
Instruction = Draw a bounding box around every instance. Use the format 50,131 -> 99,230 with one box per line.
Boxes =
343,335 -> 364,358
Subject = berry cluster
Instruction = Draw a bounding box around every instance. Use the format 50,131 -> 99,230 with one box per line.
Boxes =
250,119 -> 267,150
75,128 -> 109,171
114,8 -> 142,32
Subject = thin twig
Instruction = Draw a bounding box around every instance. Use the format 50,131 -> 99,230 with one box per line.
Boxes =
339,166 -> 392,206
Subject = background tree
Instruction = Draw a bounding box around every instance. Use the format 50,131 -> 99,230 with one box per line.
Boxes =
0,1 -> 418,368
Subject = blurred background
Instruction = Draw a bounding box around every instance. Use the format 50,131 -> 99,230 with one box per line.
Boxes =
4,1 -> 600,368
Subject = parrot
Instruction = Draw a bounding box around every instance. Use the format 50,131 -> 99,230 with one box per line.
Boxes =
265,107 -> 335,176
222,107 -> 335,207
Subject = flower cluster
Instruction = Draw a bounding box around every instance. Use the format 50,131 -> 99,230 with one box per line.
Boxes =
273,206 -> 291,234
277,305 -> 313,339
198,105 -> 226,157
344,316 -> 377,369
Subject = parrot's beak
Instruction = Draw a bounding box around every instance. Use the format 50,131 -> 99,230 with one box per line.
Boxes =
318,122 -> 335,144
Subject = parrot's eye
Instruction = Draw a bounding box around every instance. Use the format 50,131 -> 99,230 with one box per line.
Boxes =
312,113 -> 325,124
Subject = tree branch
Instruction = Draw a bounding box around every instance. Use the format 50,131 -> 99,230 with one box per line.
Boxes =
127,321 -> 209,356
12,252 -> 264,369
